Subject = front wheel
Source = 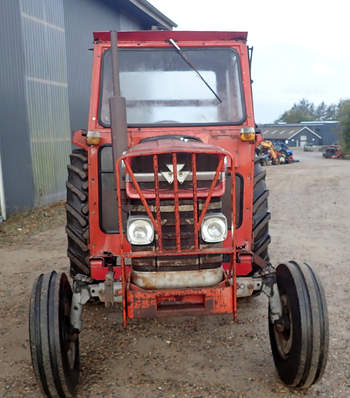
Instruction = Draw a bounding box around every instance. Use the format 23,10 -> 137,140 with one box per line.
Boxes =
29,272 -> 80,397
269,261 -> 329,389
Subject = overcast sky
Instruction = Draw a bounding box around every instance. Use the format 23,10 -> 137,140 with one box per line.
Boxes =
150,0 -> 350,123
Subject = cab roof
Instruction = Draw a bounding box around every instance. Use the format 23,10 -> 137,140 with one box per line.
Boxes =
93,31 -> 248,43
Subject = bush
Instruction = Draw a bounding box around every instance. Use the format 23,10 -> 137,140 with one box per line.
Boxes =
338,100 -> 350,154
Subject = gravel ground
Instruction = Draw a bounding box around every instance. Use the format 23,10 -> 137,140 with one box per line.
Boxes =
0,150 -> 349,397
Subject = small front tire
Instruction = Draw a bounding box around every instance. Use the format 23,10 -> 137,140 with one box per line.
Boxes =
29,271 -> 80,397
269,261 -> 328,389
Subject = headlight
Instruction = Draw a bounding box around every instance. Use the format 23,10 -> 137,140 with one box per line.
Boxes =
127,216 -> 154,245
201,214 -> 227,243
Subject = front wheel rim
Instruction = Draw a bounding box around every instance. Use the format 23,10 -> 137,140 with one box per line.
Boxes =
273,294 -> 293,359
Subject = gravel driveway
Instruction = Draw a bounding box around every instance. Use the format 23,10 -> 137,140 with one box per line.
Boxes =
0,150 -> 349,397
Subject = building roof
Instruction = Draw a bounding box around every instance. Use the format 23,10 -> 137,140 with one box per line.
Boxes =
261,125 -> 322,140
300,120 -> 338,124
125,0 -> 177,30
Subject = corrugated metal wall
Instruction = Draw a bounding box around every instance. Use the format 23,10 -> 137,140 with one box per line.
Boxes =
63,0 -> 147,133
311,123 -> 340,145
0,0 -> 35,215
19,0 -> 71,206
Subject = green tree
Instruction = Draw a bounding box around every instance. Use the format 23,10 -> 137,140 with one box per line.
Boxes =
324,103 -> 338,120
315,102 -> 338,120
275,99 -> 316,123
315,101 -> 328,120
275,99 -> 339,123
338,99 -> 350,153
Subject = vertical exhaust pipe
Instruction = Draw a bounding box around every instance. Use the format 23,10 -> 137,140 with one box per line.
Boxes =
109,31 -> 128,169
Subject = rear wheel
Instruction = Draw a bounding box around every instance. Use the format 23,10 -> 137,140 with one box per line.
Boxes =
29,272 -> 80,397
253,157 -> 271,264
66,149 -> 90,277
269,262 -> 329,388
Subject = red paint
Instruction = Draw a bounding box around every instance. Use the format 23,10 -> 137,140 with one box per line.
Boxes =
93,31 -> 248,43
72,31 -> 261,326
192,153 -> 199,250
172,153 -> 181,251
126,282 -> 234,319
152,154 -> 163,251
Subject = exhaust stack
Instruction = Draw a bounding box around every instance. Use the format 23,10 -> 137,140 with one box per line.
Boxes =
109,31 -> 128,167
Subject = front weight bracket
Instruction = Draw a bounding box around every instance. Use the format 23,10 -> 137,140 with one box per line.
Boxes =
70,278 -> 91,332
260,266 -> 283,323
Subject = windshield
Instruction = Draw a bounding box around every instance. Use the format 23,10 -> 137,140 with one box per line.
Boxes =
99,47 -> 245,126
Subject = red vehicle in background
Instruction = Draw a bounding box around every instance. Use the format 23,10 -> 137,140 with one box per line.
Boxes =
323,145 -> 344,159
29,30 -> 328,397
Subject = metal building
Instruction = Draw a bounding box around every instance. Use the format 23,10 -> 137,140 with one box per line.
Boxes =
260,121 -> 340,147
299,121 -> 341,146
0,0 -> 175,219
261,125 -> 322,147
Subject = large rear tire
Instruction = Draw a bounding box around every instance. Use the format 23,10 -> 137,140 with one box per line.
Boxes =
66,149 -> 90,277
29,272 -> 80,397
269,261 -> 329,389
253,157 -> 271,264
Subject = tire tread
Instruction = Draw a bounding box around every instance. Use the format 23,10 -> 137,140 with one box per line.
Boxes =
66,149 -> 90,277
253,156 -> 270,262
29,272 -> 79,397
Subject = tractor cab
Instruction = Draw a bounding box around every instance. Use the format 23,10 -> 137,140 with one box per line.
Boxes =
72,30 -> 260,295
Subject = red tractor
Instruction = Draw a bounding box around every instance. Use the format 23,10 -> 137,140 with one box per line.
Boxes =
29,31 -> 328,397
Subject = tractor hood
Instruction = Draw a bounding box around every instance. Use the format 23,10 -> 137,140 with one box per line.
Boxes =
122,136 -> 229,200
126,136 -> 230,158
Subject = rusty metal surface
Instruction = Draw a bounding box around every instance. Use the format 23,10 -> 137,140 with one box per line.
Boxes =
131,267 -> 224,289
127,283 -> 233,319
236,277 -> 259,297
103,270 -> 115,308
125,247 -> 233,258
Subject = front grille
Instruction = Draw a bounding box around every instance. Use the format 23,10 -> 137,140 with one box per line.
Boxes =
130,198 -> 223,272
128,153 -> 222,193
124,149 -> 227,272
132,153 -> 219,173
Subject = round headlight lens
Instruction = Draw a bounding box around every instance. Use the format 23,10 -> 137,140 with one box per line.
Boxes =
127,217 -> 154,245
201,214 -> 227,243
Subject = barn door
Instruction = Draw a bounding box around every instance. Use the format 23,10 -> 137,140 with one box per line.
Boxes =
300,135 -> 307,147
